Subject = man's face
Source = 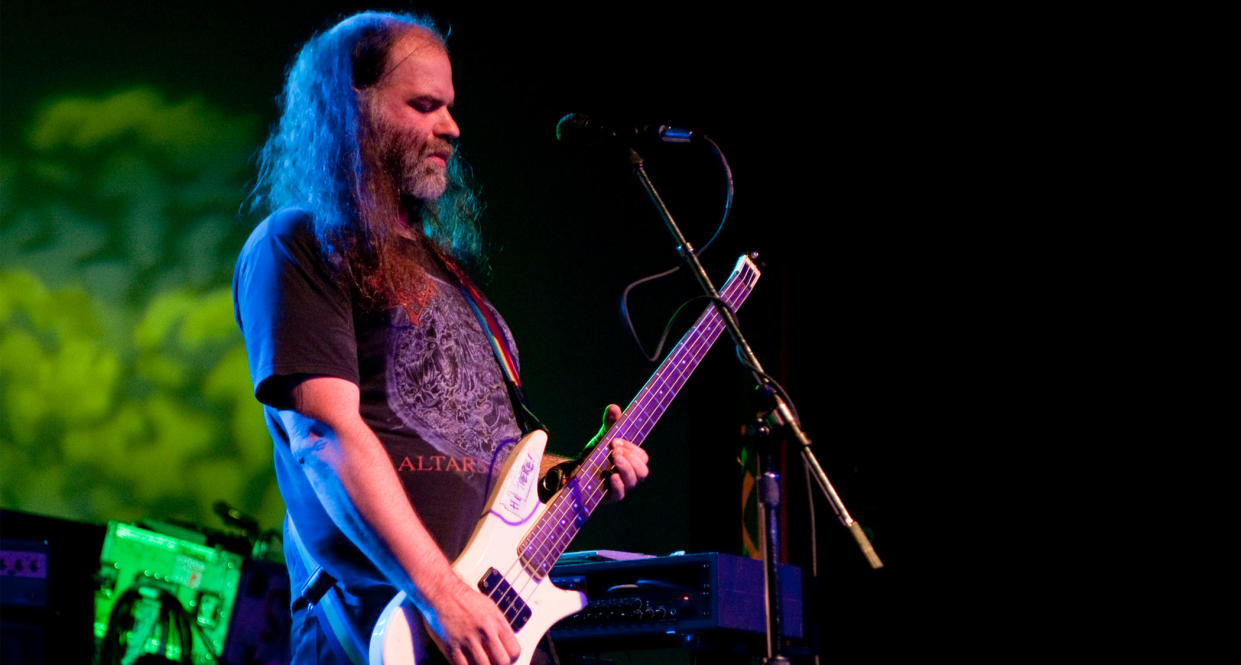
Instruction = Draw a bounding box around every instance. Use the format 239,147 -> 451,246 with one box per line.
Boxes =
362,29 -> 459,203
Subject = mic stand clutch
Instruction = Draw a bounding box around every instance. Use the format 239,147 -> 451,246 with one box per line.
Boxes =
625,146 -> 883,663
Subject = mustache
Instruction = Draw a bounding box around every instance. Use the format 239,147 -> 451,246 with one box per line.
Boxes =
422,140 -> 455,159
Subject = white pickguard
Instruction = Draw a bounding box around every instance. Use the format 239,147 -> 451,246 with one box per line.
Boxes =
369,430 -> 587,665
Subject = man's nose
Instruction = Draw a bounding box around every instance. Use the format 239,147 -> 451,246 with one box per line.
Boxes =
436,109 -> 460,140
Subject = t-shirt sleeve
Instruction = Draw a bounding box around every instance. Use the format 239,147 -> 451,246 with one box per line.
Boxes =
233,209 -> 360,408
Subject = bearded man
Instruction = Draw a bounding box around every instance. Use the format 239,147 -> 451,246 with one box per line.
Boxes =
233,12 -> 648,665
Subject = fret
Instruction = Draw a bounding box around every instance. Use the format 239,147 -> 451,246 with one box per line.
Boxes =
518,256 -> 760,577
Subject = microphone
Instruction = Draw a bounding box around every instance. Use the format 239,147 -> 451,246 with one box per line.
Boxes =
555,113 -> 695,147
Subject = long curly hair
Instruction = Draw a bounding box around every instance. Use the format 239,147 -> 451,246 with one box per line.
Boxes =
249,11 -> 486,314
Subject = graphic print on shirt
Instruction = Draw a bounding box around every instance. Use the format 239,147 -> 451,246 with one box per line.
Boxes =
384,279 -> 522,469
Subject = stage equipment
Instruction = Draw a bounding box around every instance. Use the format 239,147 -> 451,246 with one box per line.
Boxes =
0,540 -> 48,609
548,552 -> 801,649
555,112 -> 696,147
94,521 -> 244,665
1,509 -> 104,664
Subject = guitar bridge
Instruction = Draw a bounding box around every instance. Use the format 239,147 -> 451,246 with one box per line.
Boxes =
478,567 -> 533,632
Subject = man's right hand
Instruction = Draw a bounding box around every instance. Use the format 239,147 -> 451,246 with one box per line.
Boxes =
279,376 -> 521,665
422,575 -> 521,665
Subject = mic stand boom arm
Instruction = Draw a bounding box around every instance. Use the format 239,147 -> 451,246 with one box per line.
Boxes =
626,145 -> 883,661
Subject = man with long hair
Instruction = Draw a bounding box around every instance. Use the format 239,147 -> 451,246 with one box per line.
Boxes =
234,12 -> 647,665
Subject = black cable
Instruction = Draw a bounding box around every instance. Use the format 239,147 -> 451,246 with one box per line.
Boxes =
99,582 -> 215,665
733,348 -> 802,429
805,461 -> 821,665
695,135 -> 733,256
624,294 -> 734,363
99,587 -> 142,665
620,134 -> 734,361
620,264 -> 684,360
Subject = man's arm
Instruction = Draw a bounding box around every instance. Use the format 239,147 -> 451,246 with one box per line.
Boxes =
279,376 -> 520,665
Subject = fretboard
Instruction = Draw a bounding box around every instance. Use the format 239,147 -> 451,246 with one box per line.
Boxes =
519,255 -> 761,578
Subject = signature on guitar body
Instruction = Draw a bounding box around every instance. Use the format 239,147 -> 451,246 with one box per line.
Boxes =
370,255 -> 762,665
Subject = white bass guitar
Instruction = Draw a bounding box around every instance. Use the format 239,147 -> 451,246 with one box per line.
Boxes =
370,254 -> 762,665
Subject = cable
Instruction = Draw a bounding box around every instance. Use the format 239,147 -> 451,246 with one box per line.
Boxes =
805,459 -> 821,665
624,294 -> 734,363
733,349 -> 802,429
694,135 -> 734,256
620,134 -> 734,361
99,582 -> 200,665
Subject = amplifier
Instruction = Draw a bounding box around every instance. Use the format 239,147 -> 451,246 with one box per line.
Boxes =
0,540 -> 49,608
1,510 -> 104,665
548,552 -> 801,647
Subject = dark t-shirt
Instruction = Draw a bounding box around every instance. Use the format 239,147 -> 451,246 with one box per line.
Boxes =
233,208 -> 523,597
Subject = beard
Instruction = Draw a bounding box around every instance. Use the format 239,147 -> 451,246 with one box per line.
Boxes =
370,117 -> 453,203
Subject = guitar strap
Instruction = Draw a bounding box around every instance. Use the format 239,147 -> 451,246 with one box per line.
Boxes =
285,514 -> 369,665
439,257 -> 548,435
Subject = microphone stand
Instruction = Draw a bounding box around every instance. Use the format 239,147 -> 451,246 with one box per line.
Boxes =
625,147 -> 883,664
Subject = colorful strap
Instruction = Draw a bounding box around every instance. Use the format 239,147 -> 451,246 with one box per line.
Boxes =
452,271 -> 523,388
440,259 -> 547,434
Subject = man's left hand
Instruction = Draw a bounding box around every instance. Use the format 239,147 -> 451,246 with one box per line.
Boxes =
599,404 -> 649,502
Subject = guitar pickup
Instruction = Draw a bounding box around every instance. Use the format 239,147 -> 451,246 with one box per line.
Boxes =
511,605 -> 532,631
477,567 -> 533,632
479,568 -> 503,594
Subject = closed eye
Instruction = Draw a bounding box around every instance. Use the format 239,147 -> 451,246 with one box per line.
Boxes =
410,97 -> 446,113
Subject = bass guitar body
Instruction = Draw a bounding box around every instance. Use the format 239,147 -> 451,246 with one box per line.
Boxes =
370,430 -> 586,665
